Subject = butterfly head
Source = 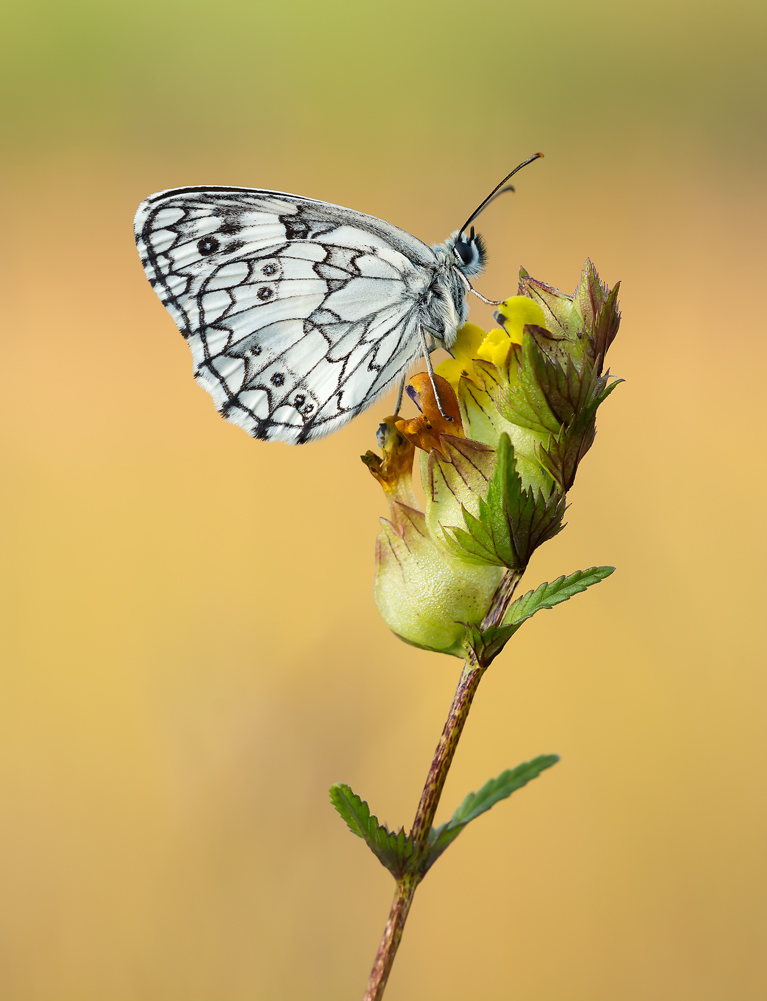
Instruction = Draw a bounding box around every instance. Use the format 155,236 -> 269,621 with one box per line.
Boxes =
450,226 -> 486,277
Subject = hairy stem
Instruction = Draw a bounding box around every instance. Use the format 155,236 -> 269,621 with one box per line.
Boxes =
363,874 -> 419,1001
363,659 -> 486,1000
409,659 -> 486,846
482,569 -> 523,632
362,570 -> 522,1001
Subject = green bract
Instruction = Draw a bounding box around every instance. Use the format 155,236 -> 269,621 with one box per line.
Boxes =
441,433 -> 566,570
375,500 -> 504,658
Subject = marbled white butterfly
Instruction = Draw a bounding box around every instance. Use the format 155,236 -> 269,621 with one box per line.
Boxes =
134,154 -> 542,444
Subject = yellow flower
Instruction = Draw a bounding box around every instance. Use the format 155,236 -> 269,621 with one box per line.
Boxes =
437,298 -> 547,388
365,262 -> 623,659
434,323 -> 487,388
493,296 -> 547,344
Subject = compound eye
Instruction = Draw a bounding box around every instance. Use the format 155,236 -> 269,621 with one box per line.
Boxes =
454,240 -> 474,266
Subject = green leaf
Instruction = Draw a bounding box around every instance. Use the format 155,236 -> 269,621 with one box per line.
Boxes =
483,432 -> 517,564
574,262 -> 621,370
526,326 -> 589,426
329,783 -> 419,878
423,756 -> 559,872
536,358 -> 623,492
462,565 -> 616,667
503,566 -> 615,632
496,335 -> 563,435
491,435 -> 566,569
443,507 -> 505,567
444,435 -> 566,571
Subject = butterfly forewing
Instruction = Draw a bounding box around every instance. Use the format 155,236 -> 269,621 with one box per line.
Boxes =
135,186 -> 451,443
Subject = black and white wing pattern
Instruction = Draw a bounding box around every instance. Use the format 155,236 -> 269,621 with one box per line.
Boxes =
134,186 -> 453,444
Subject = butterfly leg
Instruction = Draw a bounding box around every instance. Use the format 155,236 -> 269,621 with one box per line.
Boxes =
455,267 -> 504,307
393,372 -> 406,416
418,325 -> 453,422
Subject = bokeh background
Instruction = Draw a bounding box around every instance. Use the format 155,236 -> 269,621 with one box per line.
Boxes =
2,0 -> 766,998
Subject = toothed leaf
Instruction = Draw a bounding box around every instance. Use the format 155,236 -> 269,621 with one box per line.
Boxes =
503,566 -> 615,632
424,756 -> 559,872
497,332 -> 562,434
443,435 -> 565,570
329,783 -> 418,878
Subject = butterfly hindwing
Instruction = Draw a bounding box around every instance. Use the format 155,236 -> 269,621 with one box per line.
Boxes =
135,186 -> 440,443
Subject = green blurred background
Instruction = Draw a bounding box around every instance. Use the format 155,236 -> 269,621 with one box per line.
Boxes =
2,0 -> 766,998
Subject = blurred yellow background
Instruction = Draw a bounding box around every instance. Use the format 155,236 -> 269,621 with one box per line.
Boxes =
1,0 -> 766,998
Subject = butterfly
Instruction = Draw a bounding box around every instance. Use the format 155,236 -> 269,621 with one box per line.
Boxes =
134,154 -> 542,444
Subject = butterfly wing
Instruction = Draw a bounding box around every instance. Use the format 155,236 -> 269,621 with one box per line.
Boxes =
134,186 -> 440,443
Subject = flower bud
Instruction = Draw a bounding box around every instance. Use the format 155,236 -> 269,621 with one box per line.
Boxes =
374,503 -> 504,657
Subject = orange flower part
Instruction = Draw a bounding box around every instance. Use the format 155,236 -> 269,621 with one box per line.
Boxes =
361,417 -> 417,508
395,373 -> 464,455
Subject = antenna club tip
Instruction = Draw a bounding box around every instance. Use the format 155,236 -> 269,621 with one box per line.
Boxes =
536,152 -> 545,158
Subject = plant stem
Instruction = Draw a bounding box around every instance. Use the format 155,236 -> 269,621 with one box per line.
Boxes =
409,659 -> 486,846
363,569 -> 521,999
482,569 -> 523,632
363,658 -> 487,1001
363,874 -> 419,1001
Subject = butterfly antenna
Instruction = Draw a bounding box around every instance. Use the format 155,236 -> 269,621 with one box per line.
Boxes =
457,152 -> 544,235
463,183 -> 516,223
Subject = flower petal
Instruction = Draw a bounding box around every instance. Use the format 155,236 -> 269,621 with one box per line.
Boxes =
435,323 -> 487,389
493,296 -> 547,343
395,373 -> 463,454
361,417 -> 419,514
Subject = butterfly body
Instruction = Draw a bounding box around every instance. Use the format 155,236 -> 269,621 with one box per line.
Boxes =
134,185 -> 487,444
